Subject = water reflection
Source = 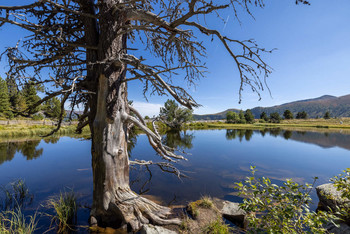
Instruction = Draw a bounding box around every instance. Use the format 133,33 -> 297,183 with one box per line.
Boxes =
224,128 -> 350,151
0,139 -> 44,165
131,130 -> 195,196
162,130 -> 194,150
225,129 -> 253,141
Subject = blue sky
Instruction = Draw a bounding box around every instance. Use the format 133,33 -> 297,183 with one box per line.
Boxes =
1,1 -> 350,117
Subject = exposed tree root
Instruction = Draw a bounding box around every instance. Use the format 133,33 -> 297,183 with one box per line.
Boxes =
115,189 -> 181,231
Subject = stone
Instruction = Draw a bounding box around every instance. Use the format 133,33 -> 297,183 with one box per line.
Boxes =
140,224 -> 177,234
326,222 -> 350,234
213,198 -> 246,226
316,183 -> 350,212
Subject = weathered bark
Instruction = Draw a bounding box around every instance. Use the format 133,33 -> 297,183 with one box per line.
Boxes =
89,0 -> 180,231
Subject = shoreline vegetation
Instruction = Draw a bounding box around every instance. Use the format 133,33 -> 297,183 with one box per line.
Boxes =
0,117 -> 350,139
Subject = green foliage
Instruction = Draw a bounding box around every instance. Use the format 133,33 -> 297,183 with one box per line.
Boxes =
0,77 -> 11,115
144,115 -> 150,120
330,168 -> 350,221
226,111 -> 239,123
283,109 -> 294,119
159,99 -> 193,130
22,82 -> 41,115
324,111 -> 331,119
238,110 -> 246,124
31,113 -> 44,121
269,112 -> 281,123
12,92 -> 28,113
244,109 -> 255,123
43,97 -> 62,119
296,111 -> 308,119
235,166 -> 336,233
260,111 -> 269,121
45,190 -> 77,233
203,218 -> 231,234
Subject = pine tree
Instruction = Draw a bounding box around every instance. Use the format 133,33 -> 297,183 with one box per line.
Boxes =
43,97 -> 62,119
22,82 -> 41,115
13,92 -> 28,113
0,77 -> 11,116
6,77 -> 18,109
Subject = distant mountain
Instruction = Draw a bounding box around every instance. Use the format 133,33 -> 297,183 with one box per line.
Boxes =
194,94 -> 350,120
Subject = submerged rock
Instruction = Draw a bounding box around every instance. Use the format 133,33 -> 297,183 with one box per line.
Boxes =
140,224 -> 177,234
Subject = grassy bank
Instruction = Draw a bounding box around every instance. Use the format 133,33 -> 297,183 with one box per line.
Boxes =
1,118 -> 350,139
0,124 -> 90,139
185,118 -> 350,133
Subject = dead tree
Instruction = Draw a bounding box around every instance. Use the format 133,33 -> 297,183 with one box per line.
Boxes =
0,0 -> 309,231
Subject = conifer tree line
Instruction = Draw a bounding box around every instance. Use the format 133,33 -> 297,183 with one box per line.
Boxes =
0,76 -> 62,119
227,109 -> 334,124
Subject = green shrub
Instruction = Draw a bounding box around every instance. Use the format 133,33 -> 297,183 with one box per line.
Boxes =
32,114 -> 44,121
235,166 -> 337,233
330,168 -> 350,222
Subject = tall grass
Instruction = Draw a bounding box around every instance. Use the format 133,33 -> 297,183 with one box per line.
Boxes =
0,208 -> 37,234
0,179 -> 33,210
0,180 -> 37,234
45,190 -> 78,233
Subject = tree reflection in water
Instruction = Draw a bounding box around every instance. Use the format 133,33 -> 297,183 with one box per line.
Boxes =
162,130 -> 194,151
131,130 -> 194,195
0,139 -> 51,165
226,129 -> 253,142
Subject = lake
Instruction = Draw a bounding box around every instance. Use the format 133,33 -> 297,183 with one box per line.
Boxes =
1,128 -> 350,232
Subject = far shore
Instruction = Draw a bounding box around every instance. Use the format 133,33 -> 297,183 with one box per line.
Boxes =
1,117 -> 350,139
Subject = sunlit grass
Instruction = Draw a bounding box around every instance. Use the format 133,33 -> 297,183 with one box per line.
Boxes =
0,208 -> 37,234
45,190 -> 78,233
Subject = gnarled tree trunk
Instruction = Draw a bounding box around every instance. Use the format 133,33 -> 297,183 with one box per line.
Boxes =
88,0 -> 180,231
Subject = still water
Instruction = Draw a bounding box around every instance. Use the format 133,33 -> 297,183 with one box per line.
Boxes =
0,129 -> 350,231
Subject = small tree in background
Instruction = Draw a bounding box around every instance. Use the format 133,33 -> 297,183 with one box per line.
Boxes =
238,110 -> 246,124
159,99 -> 193,130
0,78 -> 11,115
12,92 -> 28,114
283,110 -> 293,119
22,82 -> 41,115
269,112 -> 281,123
296,111 -> 308,119
323,111 -> 331,119
43,97 -> 63,119
226,111 -> 239,123
260,112 -> 269,122
244,109 -> 255,124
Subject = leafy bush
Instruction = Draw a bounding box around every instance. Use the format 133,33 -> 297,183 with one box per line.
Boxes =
32,113 -> 44,121
235,166 -> 336,233
330,168 -> 350,222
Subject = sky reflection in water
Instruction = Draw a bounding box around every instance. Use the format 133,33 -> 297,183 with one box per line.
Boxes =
0,129 -> 350,229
